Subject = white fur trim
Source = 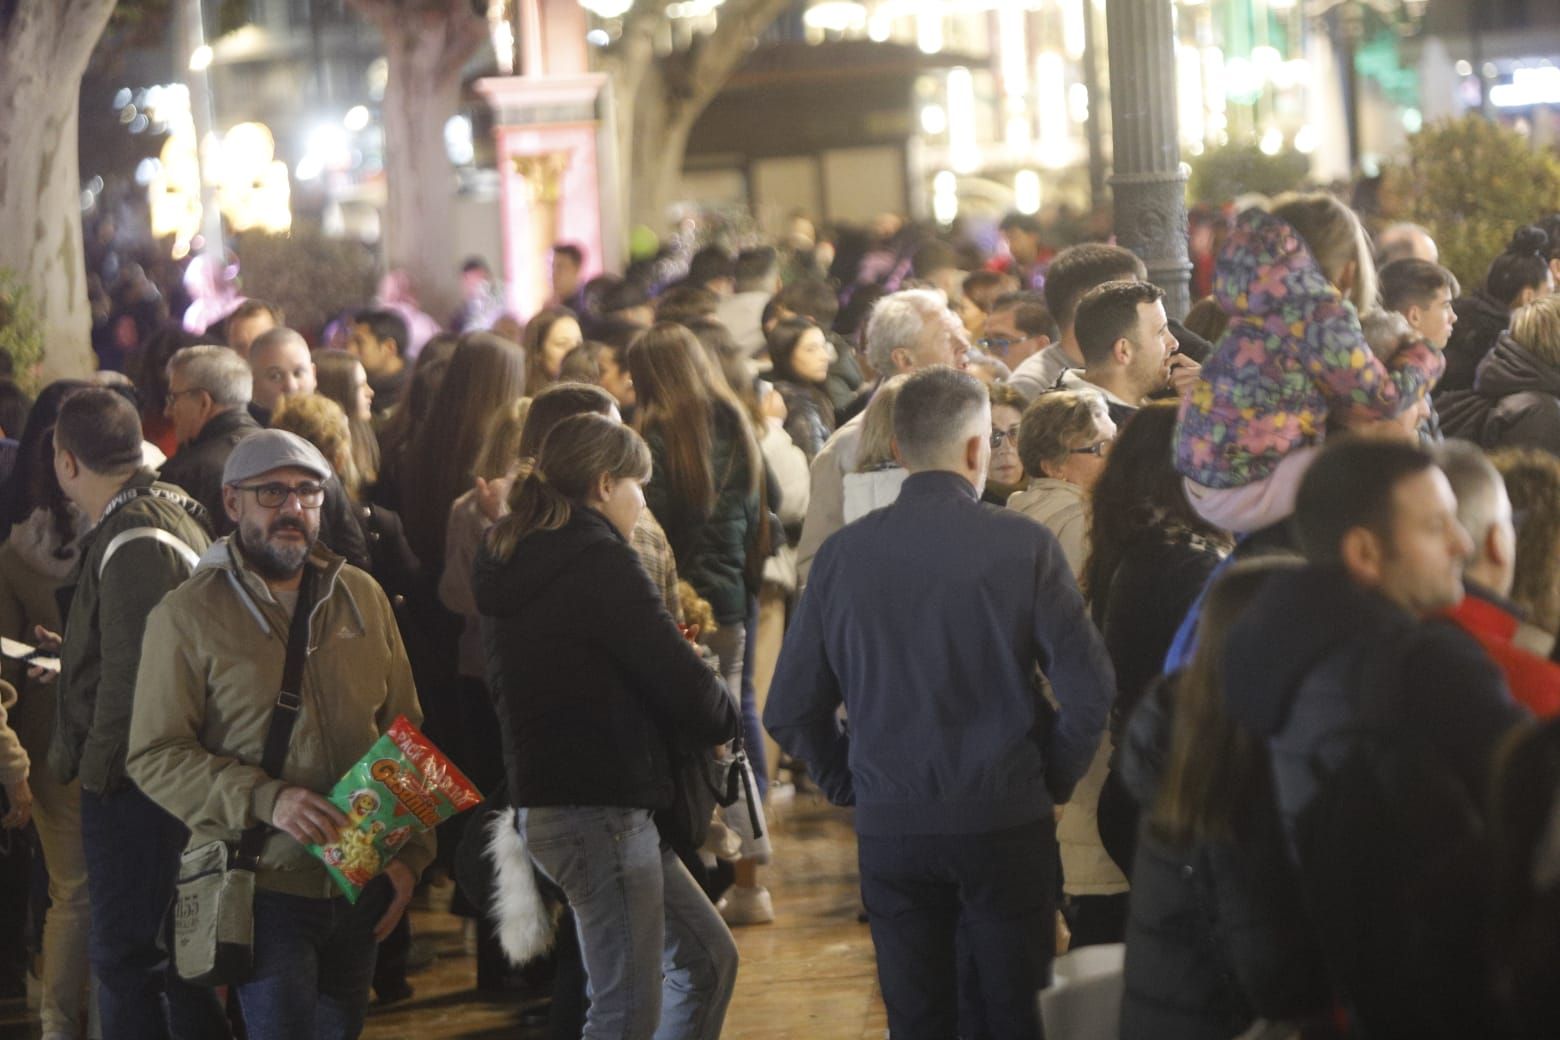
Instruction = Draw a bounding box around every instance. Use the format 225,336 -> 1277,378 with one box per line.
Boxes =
486,811 -> 559,965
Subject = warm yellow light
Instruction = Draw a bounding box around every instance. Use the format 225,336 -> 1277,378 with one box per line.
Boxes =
1014,170 -> 1041,215
947,67 -> 979,173
189,45 -> 213,72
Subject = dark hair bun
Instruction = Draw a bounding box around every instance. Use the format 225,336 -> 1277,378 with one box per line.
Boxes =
1508,225 -> 1550,256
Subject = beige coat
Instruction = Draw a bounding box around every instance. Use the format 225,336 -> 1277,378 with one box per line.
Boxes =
127,539 -> 434,898
1008,480 -> 1089,578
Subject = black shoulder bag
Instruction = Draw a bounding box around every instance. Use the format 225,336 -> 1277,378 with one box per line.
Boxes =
172,567 -> 315,986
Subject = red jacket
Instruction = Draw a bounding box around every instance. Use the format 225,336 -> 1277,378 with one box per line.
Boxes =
1443,591 -> 1560,717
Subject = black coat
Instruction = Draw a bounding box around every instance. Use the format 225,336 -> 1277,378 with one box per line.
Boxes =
317,478 -> 372,573
1094,530 -> 1225,733
1437,290 -> 1510,398
643,405 -> 759,626
774,379 -> 835,461
1223,567 -> 1527,1038
1118,676 -> 1331,1040
157,407 -> 262,535
473,507 -> 740,811
1438,332 -> 1560,455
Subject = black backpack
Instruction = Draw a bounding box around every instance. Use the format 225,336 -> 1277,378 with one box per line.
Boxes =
1293,633 -> 1495,1039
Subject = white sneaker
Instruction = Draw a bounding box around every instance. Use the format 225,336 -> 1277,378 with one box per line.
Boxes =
717,884 -> 775,926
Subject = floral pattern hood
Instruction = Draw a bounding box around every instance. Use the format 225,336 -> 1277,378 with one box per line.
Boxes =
1175,207 -> 1443,489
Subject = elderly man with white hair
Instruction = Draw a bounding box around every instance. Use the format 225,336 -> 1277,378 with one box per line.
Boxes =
793,288 -> 970,587
766,366 -> 1114,1040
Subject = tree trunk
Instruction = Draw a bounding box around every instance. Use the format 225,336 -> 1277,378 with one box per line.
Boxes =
0,1 -> 119,380
353,1 -> 486,322
626,71 -> 696,234
379,25 -> 466,324
605,0 -> 794,236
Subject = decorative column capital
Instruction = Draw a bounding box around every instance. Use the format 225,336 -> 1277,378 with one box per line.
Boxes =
512,151 -> 571,205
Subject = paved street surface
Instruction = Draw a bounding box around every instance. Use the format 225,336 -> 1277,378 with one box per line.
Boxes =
2,797 -> 886,1039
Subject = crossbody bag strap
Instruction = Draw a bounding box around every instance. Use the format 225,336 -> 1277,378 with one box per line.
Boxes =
234,565 -> 317,870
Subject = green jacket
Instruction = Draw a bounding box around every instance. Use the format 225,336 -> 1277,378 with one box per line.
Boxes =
126,538 -> 435,898
48,471 -> 211,794
643,406 -> 760,626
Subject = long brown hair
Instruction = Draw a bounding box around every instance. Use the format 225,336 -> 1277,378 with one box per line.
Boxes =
401,332 -> 526,568
314,349 -> 380,494
1079,402 -> 1232,621
377,332 -> 457,500
627,322 -> 760,516
521,306 -> 579,394
486,413 -> 651,561
1152,556 -> 1303,846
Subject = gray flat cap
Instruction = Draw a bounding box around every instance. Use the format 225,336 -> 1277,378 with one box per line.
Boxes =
222,429 -> 333,486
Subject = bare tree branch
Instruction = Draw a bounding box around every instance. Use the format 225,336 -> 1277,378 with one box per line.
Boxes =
437,1 -> 489,77
679,0 -> 792,107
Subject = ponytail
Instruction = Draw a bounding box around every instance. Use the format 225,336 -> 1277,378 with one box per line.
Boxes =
486,460 -> 573,561
1487,226 -> 1553,307
483,413 -> 652,562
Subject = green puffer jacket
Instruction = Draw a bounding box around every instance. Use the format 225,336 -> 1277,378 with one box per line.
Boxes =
126,539 -> 435,898
48,471 -> 211,794
643,405 -> 760,626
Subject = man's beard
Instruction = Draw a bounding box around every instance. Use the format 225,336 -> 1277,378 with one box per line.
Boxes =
236,515 -> 316,581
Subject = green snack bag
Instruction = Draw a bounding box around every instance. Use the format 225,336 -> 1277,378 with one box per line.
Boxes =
308,715 -> 482,901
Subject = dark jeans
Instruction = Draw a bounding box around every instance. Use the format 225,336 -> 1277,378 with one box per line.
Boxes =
858,818 -> 1057,1040
80,785 -> 229,1040
235,882 -> 391,1040
0,823 -> 31,995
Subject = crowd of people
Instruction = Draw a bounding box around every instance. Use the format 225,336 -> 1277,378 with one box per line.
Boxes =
0,193 -> 1559,1040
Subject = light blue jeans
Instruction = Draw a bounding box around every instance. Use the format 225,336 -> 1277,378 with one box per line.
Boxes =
517,805 -> 738,1040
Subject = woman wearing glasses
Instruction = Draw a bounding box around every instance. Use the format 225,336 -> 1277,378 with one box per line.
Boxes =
982,383 -> 1029,506
1007,388 -> 1116,576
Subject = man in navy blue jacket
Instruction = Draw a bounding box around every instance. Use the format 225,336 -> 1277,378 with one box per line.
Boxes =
765,366 -> 1116,1040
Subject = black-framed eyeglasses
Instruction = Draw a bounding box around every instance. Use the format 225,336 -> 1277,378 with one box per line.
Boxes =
990,426 -> 1022,449
1070,439 -> 1113,457
231,482 -> 327,509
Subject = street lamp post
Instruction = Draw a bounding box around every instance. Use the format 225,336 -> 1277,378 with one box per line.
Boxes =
1106,0 -> 1192,318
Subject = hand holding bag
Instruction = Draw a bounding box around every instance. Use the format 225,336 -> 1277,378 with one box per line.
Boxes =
173,568 -> 314,986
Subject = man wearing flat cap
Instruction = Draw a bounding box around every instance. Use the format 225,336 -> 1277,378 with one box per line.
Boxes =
128,429 -> 432,1039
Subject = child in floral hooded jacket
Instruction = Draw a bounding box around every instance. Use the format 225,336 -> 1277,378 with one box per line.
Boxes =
1174,195 -> 1444,533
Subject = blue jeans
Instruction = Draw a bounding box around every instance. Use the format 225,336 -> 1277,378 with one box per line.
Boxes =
80,785 -> 229,1040
518,805 -> 738,1040
234,881 -> 390,1040
858,818 -> 1058,1040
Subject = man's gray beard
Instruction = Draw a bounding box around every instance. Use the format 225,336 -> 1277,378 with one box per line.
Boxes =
236,527 -> 313,581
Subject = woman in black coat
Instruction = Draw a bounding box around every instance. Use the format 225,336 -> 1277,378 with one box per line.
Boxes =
1118,558 -> 1332,1039
1077,402 -> 1231,943
765,317 -> 837,461
1438,225 -> 1555,397
474,413 -> 742,1040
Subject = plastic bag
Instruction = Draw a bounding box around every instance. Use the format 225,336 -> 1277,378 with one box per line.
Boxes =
308,715 -> 482,901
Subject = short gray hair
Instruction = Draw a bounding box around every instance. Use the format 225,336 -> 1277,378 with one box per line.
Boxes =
167,344 -> 252,407
892,366 -> 988,470
865,288 -> 950,375
1438,439 -> 1507,551
1018,389 -> 1110,476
